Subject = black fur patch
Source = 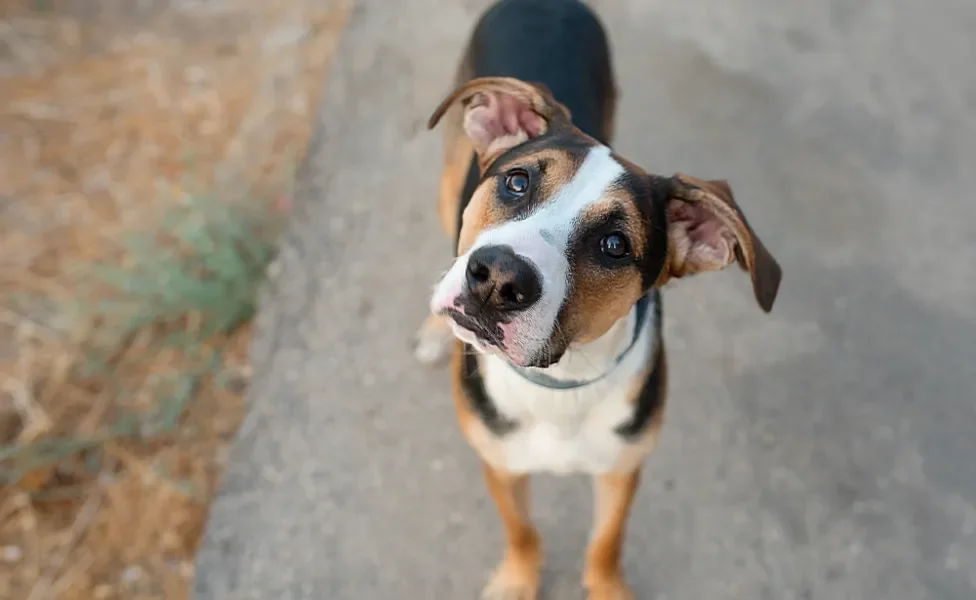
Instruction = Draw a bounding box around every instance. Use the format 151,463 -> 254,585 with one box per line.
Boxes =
459,345 -> 518,436
615,292 -> 666,439
617,172 -> 670,289
444,307 -> 507,349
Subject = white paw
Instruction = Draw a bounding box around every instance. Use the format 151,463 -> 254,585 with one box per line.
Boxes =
481,549 -> 542,600
413,315 -> 454,366
482,568 -> 539,600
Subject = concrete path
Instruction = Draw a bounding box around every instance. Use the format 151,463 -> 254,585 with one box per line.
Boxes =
193,1 -> 976,598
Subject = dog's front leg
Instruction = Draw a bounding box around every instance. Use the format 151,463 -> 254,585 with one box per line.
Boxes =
481,462 -> 542,600
413,314 -> 454,366
583,470 -> 640,600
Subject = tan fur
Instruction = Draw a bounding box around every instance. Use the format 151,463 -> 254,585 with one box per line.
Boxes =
453,334 -> 544,596
450,337 -> 663,597
436,54 -> 476,239
451,342 -> 667,599
561,193 -> 648,344
582,351 -> 667,600
481,463 -> 543,599
450,342 -> 507,467
564,272 -> 642,346
584,469 -> 640,600
438,132 -> 475,240
456,181 -> 505,255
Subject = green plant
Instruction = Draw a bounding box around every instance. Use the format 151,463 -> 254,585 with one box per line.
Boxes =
0,192 -> 282,488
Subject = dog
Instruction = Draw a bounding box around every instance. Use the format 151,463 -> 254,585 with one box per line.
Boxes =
414,1 -> 782,598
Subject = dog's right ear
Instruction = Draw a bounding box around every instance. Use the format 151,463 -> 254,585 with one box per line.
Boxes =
428,77 -> 571,167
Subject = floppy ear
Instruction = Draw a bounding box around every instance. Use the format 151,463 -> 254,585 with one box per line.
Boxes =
427,76 -> 571,166
663,173 -> 782,312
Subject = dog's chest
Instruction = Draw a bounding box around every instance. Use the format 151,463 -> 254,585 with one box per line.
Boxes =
480,357 -> 641,475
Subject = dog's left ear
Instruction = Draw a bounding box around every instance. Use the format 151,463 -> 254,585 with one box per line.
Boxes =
428,77 -> 571,167
661,173 -> 782,312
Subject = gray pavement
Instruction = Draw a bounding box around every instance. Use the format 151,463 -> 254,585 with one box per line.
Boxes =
192,0 -> 976,598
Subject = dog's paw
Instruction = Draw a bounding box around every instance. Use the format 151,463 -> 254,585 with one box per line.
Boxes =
413,314 -> 454,366
586,579 -> 635,600
481,561 -> 540,600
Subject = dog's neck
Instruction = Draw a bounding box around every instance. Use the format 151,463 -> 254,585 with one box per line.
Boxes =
514,295 -> 654,388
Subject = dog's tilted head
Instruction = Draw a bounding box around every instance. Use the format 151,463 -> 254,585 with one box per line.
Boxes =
428,77 -> 782,368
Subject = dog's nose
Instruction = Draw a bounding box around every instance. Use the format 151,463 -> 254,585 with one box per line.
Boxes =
465,245 -> 542,312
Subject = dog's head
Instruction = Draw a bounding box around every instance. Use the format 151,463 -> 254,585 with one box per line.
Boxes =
428,77 -> 782,368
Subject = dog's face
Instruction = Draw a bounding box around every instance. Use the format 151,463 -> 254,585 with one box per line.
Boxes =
429,78 -> 782,368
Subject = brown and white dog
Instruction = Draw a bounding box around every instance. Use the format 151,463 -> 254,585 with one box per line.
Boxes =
414,1 -> 782,598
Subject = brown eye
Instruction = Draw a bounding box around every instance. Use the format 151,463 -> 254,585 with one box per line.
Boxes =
600,232 -> 630,259
504,170 -> 529,196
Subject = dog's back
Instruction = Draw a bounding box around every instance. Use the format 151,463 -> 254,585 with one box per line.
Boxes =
467,0 -> 616,143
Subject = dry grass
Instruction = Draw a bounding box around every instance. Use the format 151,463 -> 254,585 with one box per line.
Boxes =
0,1 -> 350,598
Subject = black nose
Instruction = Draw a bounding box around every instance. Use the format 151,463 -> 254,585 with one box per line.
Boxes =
465,245 -> 542,312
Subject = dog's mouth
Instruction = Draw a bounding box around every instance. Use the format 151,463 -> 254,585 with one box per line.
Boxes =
442,308 -> 504,352
441,308 -> 564,368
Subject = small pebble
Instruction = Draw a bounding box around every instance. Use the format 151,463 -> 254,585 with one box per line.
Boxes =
2,545 -> 23,563
120,565 -> 143,584
289,95 -> 308,116
184,65 -> 209,85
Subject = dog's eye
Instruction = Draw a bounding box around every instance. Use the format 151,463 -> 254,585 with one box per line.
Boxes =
504,170 -> 530,196
600,232 -> 630,259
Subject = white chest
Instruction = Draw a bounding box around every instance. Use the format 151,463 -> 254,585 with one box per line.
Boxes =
478,310 -> 656,475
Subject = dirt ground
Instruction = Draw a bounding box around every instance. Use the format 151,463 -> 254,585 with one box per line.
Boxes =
0,1 -> 348,598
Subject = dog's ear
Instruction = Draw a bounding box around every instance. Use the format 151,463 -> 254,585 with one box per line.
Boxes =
661,173 -> 782,312
428,77 -> 571,166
